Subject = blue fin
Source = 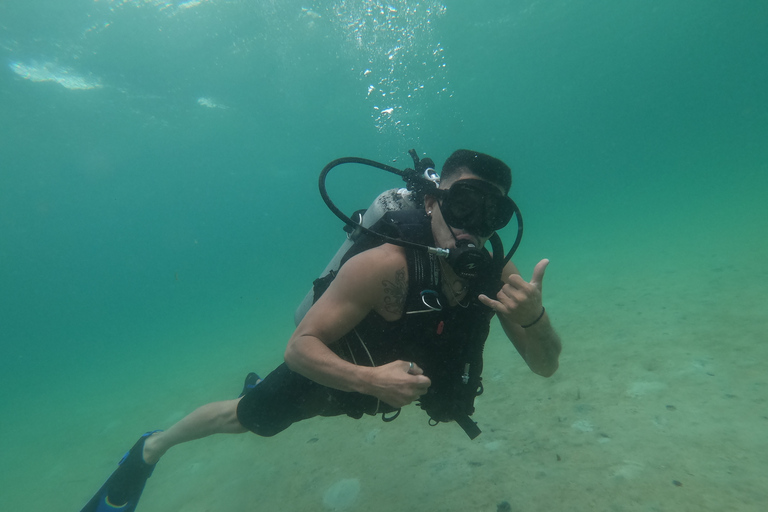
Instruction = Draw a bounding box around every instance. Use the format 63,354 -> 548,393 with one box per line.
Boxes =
80,431 -> 161,512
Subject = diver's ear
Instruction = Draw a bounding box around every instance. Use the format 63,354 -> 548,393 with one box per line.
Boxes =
424,194 -> 437,214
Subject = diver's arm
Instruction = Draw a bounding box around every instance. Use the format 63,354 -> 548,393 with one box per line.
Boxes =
479,259 -> 561,377
284,244 -> 431,407
499,304 -> 561,377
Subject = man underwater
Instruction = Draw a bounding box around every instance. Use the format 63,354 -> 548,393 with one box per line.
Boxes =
80,149 -> 562,511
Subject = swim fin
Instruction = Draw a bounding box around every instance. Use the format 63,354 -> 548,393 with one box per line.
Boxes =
80,431 -> 161,512
238,372 -> 262,398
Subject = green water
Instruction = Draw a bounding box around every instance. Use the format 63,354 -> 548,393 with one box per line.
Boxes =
1,1 -> 767,511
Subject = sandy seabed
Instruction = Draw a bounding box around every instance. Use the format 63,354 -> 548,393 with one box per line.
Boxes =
3,187 -> 767,512
10,260 -> 764,512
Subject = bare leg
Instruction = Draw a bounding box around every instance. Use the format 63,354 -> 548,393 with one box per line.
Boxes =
142,397 -> 247,464
80,396 -> 252,511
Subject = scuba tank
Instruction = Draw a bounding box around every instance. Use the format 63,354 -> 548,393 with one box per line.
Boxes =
294,187 -> 419,325
294,150 -> 438,325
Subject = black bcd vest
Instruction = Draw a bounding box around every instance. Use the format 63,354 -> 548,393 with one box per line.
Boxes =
312,209 -> 498,439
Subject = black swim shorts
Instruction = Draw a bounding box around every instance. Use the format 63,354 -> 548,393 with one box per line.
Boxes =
236,363 -> 395,437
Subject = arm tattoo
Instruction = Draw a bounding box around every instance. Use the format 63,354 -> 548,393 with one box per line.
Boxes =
382,267 -> 407,314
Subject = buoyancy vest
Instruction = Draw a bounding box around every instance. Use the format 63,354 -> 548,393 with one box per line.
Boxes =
311,209 -> 496,439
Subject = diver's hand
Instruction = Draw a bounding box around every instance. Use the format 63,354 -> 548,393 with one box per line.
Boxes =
478,258 -> 548,326
366,360 -> 431,408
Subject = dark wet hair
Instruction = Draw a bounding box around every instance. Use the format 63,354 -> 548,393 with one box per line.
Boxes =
441,149 -> 512,194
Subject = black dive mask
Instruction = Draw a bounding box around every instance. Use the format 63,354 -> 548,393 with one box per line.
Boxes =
433,179 -> 515,238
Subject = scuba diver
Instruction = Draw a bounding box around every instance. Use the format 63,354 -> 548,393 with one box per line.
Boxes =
80,149 -> 562,512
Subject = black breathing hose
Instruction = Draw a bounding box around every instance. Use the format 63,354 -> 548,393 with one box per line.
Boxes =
317,153 -> 524,268
318,156 -> 449,256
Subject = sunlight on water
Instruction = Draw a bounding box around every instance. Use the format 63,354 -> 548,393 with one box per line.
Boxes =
9,61 -> 102,90
74,0 -> 451,137
86,0 -> 210,22
197,96 -> 229,109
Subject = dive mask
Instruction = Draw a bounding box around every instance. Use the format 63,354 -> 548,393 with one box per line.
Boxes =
434,179 -> 515,237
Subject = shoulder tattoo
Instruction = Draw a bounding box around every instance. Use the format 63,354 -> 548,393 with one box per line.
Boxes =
382,267 -> 407,314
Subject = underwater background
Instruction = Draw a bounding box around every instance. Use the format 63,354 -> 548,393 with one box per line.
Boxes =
1,1 -> 767,511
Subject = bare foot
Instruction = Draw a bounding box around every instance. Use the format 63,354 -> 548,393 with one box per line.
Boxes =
142,431 -> 164,465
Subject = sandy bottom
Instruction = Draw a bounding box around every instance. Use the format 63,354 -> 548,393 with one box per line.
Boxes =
3,195 -> 767,512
